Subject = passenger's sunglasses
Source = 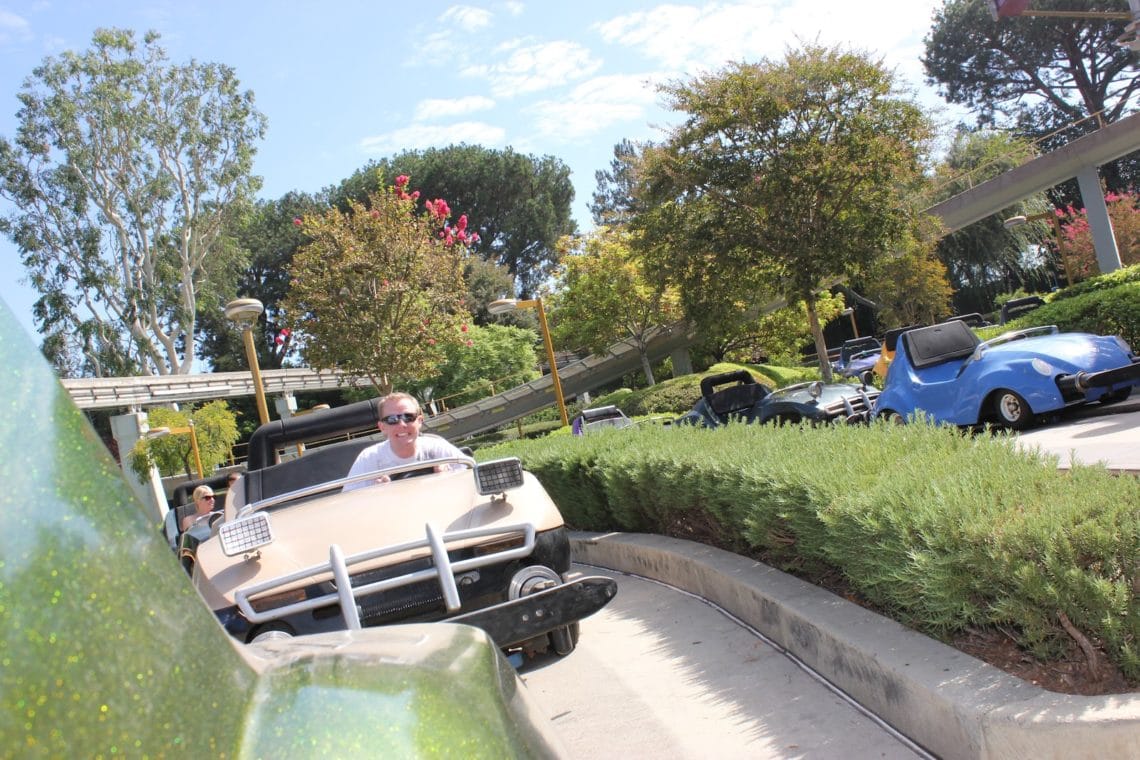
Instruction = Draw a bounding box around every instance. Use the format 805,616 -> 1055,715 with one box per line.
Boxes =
200,494 -> 215,501
381,412 -> 419,425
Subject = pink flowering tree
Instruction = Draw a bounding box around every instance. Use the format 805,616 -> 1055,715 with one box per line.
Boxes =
1059,192 -> 1140,281
282,175 -> 478,392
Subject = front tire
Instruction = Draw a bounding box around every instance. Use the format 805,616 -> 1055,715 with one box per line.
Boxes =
993,389 -> 1033,430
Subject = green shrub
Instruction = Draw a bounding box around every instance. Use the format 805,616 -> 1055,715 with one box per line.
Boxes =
478,421 -> 1140,680
979,265 -> 1140,345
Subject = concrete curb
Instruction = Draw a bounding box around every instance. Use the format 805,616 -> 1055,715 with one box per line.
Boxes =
570,531 -> 1140,760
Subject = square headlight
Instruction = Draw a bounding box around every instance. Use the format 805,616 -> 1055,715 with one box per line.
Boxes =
219,512 -> 274,556
475,457 -> 525,495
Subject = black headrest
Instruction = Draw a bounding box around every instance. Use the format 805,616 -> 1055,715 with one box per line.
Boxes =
901,320 -> 980,369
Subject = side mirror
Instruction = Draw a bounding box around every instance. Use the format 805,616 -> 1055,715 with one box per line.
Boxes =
860,370 -> 875,388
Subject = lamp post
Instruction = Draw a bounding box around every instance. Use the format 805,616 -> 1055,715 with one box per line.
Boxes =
1003,212 -> 1076,286
224,298 -> 270,426
488,297 -> 569,427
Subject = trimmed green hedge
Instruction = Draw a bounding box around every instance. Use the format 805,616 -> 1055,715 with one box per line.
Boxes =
478,421 -> 1140,680
978,264 -> 1140,344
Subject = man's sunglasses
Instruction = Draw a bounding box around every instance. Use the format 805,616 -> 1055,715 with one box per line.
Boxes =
381,412 -> 419,425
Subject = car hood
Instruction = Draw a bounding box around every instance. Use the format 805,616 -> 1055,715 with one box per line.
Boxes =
193,468 -> 563,609
979,332 -> 1131,371
767,381 -> 877,405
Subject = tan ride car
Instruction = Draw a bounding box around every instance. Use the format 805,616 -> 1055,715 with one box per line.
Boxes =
180,397 -> 616,659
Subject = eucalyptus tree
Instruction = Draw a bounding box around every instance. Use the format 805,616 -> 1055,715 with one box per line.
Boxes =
0,28 -> 266,376
635,45 -> 934,380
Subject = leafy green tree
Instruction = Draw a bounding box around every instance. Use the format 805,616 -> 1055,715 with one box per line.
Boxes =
928,129 -> 1049,289
863,244 -> 955,328
549,227 -> 682,386
711,292 -> 846,367
282,179 -> 472,393
635,46 -> 933,381
335,146 -> 576,296
591,139 -> 644,227
199,191 -> 326,372
923,0 -> 1140,194
129,401 -> 240,480
0,28 -> 266,377
408,323 -> 539,409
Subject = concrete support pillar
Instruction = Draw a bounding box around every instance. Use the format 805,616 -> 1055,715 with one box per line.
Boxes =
274,392 -> 297,420
1076,165 -> 1122,275
670,347 -> 694,377
110,411 -> 168,521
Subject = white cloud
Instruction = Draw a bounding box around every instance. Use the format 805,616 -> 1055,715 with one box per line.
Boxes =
595,0 -> 944,87
440,5 -> 493,32
529,73 -> 663,141
501,1 -> 525,17
0,9 -> 31,44
463,38 -> 603,97
359,121 -> 508,154
414,95 -> 496,121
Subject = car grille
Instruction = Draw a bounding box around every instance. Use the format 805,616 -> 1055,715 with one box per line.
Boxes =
821,389 -> 880,418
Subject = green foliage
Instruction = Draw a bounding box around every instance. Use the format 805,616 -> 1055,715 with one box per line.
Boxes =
130,401 -> 240,479
978,268 -> 1140,345
927,130 -> 1047,292
923,0 -> 1139,197
635,45 -> 934,380
0,28 -> 266,377
550,227 -> 682,385
479,420 -> 1140,679
335,145 -> 576,296
283,180 -> 472,392
201,192 -> 329,373
416,323 -> 539,409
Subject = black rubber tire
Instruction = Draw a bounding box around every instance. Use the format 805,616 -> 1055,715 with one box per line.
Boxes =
549,622 -> 580,656
993,389 -> 1033,430
878,409 -> 903,424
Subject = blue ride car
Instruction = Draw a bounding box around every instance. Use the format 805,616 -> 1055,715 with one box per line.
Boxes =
870,319 -> 1140,429
833,336 -> 881,379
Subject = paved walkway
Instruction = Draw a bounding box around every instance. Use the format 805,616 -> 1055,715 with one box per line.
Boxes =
1016,400 -> 1140,473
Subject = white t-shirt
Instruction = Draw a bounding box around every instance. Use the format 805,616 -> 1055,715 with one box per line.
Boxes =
342,434 -> 465,491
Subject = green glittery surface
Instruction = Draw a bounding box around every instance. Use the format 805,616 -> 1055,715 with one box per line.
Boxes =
0,302 -> 561,759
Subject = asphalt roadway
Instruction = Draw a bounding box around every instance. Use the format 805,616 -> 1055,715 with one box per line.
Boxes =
522,400 -> 1140,759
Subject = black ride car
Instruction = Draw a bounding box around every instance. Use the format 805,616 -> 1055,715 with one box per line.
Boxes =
675,369 -> 880,428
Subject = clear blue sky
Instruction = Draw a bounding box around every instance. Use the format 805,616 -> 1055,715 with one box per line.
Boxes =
0,0 -> 963,341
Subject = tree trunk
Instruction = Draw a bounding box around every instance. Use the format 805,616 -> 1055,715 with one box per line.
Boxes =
639,348 -> 657,386
806,296 -> 834,382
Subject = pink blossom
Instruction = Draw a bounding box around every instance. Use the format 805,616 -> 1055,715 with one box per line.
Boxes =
370,209 -> 379,218
457,215 -> 468,232
465,339 -> 473,347
293,217 -> 302,226
395,175 -> 410,188
460,324 -> 468,332
428,338 -> 437,346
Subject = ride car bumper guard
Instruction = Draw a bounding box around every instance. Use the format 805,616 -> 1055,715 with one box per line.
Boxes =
234,522 -> 540,628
